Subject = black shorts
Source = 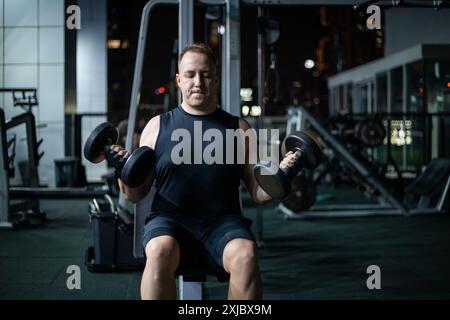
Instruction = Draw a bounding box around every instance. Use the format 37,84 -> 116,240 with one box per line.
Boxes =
142,213 -> 256,275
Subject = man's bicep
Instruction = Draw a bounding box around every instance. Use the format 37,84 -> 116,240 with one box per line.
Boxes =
238,118 -> 259,163
140,116 -> 160,149
139,131 -> 153,149
238,118 -> 251,131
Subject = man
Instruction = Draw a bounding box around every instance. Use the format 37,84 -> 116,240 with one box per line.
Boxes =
114,43 -> 298,300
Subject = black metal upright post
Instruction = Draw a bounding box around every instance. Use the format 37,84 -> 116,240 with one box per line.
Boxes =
255,6 -> 266,248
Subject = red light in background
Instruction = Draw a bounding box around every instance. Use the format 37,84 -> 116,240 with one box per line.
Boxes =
418,87 -> 423,95
447,82 -> 450,88
154,86 -> 166,95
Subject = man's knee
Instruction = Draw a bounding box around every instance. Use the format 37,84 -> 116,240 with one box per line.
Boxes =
223,239 -> 258,274
145,235 -> 180,273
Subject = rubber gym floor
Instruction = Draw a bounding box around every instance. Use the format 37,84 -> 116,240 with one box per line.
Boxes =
1,186 -> 450,300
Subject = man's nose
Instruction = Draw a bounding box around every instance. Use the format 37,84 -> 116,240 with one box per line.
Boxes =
194,74 -> 204,86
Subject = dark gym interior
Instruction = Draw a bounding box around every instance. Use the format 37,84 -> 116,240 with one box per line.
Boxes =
1,0 -> 450,302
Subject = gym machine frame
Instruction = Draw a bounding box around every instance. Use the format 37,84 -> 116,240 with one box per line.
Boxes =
278,105 -> 450,219
0,89 -> 108,229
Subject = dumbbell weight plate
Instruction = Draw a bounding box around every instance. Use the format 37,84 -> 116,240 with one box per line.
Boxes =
282,175 -> 316,212
121,146 -> 156,188
283,131 -> 322,170
355,119 -> 386,147
84,122 -> 118,163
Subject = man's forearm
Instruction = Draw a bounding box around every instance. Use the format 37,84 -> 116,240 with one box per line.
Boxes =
118,174 -> 153,203
122,186 -> 148,203
254,185 -> 273,205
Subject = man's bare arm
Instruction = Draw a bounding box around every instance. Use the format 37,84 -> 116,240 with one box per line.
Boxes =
239,119 -> 273,205
118,115 -> 160,203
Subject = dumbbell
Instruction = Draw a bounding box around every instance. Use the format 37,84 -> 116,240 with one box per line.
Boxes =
83,122 -> 155,188
253,131 -> 323,199
330,118 -> 386,147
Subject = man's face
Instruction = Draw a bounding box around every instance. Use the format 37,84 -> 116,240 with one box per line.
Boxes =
176,51 -> 217,109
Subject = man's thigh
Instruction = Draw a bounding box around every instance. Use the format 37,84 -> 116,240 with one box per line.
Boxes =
143,214 -> 211,273
142,214 -> 185,250
202,216 -> 256,271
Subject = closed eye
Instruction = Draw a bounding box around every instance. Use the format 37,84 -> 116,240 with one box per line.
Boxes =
183,71 -> 212,78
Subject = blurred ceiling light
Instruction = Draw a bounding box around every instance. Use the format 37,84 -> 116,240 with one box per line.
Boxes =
250,105 -> 261,117
293,81 -> 302,88
434,62 -> 440,79
108,39 -> 121,49
240,88 -> 253,102
242,105 -> 250,117
304,59 -> 315,69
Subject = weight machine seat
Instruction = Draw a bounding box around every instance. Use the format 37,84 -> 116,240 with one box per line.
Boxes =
173,230 -> 230,282
404,158 -> 450,197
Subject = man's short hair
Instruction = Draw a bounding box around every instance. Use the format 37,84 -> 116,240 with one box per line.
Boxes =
178,43 -> 217,72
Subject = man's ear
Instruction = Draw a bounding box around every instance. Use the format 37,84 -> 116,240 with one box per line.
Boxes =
175,73 -> 180,87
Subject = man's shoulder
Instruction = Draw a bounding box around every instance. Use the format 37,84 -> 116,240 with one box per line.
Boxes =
163,105 -> 180,117
238,117 -> 251,130
142,115 -> 160,135
153,106 -> 181,123
140,106 -> 181,142
214,107 -> 254,130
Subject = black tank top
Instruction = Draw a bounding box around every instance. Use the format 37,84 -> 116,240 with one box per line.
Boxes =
151,105 -> 244,219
